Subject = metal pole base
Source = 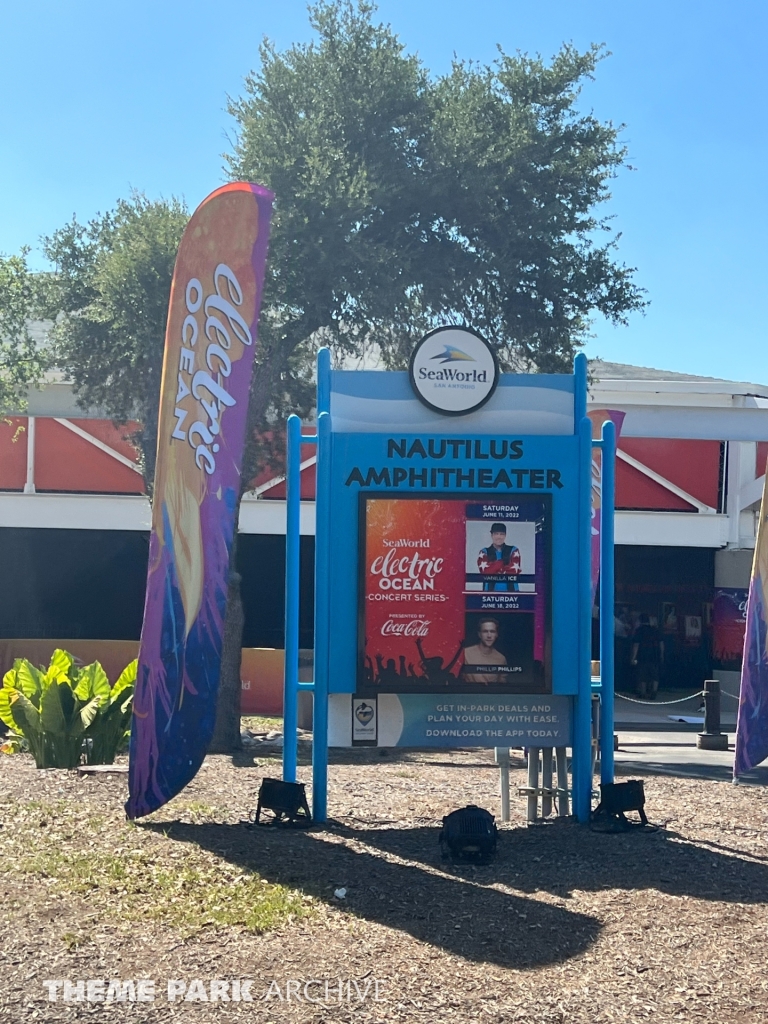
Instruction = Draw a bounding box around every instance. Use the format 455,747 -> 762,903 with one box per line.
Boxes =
526,747 -> 540,823
495,747 -> 511,822
697,732 -> 729,751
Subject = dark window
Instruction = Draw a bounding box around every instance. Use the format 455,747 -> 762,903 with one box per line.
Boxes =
0,528 -> 149,639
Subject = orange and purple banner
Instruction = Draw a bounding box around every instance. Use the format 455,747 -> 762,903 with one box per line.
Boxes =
734,468 -> 768,777
126,183 -> 273,818
588,409 -> 625,604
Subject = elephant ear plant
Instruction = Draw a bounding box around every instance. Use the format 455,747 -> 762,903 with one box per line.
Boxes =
83,659 -> 137,765
0,649 -> 136,769
0,649 -> 100,769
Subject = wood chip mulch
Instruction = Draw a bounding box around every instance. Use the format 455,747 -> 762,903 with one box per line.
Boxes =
1,746 -> 768,1023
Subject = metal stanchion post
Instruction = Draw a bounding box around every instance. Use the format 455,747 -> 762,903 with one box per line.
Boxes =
541,748 -> 553,817
555,746 -> 569,817
527,747 -> 540,823
697,678 -> 729,750
591,693 -> 600,777
495,747 -> 511,822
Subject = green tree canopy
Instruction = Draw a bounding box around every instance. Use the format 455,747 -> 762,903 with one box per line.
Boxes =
0,249 -> 48,415
39,193 -> 189,491
227,0 -> 645,418
38,1 -> 644,489
35,0 -> 646,751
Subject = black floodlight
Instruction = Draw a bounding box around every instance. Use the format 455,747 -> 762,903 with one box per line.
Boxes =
593,780 -> 648,830
255,778 -> 312,826
439,805 -> 498,863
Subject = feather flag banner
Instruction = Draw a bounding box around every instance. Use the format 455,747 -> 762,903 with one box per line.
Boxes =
734,464 -> 768,778
126,183 -> 273,818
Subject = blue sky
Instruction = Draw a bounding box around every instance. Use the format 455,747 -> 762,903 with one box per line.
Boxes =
2,1 -> 766,381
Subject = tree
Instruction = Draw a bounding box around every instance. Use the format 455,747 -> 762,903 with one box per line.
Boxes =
39,1 -> 646,752
39,193 -> 189,494
0,249 -> 48,416
226,0 -> 645,469
211,0 -> 646,749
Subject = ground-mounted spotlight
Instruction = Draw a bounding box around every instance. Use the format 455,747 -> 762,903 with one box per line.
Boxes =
439,804 -> 498,863
254,778 -> 312,826
592,780 -> 648,831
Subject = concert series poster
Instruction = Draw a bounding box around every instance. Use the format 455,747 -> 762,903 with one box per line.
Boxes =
713,587 -> 748,666
357,493 -> 551,694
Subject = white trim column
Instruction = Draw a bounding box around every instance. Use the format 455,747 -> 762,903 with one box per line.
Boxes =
23,416 -> 36,494
726,440 -> 757,548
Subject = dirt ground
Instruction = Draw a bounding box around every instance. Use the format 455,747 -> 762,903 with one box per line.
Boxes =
1,744 -> 768,1023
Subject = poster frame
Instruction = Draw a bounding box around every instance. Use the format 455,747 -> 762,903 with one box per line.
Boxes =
356,490 -> 553,697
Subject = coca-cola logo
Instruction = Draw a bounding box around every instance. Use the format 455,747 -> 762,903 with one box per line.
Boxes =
381,619 -> 430,637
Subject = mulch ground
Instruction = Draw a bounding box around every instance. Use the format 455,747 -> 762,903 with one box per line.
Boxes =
1,744 -> 768,1022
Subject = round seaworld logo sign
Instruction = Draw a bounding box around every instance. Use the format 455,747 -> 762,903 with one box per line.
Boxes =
409,326 -> 499,415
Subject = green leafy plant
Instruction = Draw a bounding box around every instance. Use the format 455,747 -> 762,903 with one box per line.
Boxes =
0,650 -> 136,768
0,650 -> 99,768
83,660 -> 136,765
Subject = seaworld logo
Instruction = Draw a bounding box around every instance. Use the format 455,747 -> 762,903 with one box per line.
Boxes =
410,326 -> 498,416
418,366 -> 488,383
430,344 -> 475,364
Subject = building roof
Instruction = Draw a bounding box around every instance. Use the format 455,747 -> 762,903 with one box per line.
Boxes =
589,358 -> 767,391
589,359 -> 723,383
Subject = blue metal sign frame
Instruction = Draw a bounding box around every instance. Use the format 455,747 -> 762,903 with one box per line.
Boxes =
282,349 -> 615,824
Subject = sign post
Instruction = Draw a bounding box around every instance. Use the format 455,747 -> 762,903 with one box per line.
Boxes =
283,332 -> 612,823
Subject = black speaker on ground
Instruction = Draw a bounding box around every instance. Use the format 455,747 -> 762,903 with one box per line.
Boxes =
592,780 -> 648,830
439,805 -> 498,863
254,778 -> 312,826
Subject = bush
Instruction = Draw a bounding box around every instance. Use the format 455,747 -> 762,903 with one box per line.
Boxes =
0,650 -> 136,768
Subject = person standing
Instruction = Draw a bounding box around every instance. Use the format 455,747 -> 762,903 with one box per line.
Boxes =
631,614 -> 664,699
478,522 -> 521,592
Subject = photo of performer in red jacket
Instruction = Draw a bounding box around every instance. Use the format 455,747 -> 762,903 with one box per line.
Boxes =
477,522 -> 521,592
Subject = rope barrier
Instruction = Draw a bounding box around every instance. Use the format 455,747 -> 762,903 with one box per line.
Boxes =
615,690 -> 704,706
720,689 -> 741,701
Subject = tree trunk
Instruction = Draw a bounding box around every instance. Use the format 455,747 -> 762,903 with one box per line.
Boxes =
208,558 -> 245,754
207,330 -> 318,754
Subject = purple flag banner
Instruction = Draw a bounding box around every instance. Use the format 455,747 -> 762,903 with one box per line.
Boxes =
734,466 -> 768,777
126,183 -> 273,818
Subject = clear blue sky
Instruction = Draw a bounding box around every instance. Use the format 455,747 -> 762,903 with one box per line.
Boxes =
2,1 -> 766,381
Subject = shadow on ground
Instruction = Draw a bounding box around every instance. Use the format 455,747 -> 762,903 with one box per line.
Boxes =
615,756 -> 768,785
142,819 -> 600,970
354,820 -> 768,904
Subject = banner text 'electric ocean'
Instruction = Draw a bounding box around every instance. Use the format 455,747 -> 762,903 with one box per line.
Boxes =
127,183 -> 273,819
